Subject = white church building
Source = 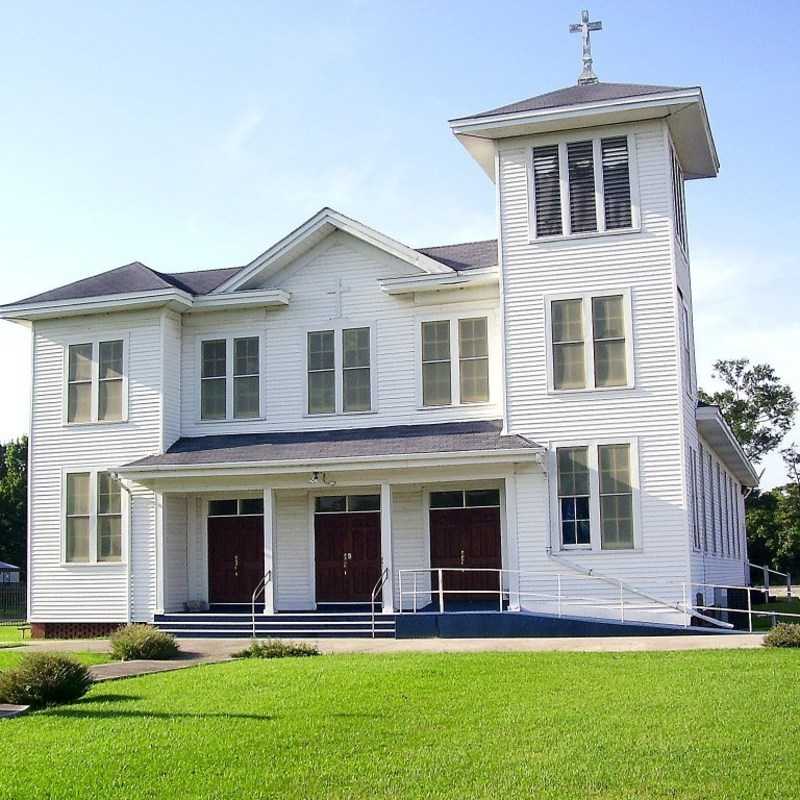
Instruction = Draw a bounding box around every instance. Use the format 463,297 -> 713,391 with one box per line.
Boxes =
0,12 -> 758,638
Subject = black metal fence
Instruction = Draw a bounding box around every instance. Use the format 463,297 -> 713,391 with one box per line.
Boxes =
0,581 -> 26,624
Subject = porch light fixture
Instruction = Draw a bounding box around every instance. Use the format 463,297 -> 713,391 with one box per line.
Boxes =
309,471 -> 336,487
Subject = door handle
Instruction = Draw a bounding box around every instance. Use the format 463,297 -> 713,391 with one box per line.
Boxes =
460,549 -> 465,567
234,554 -> 239,577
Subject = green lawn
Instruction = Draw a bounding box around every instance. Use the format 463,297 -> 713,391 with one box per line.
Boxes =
0,648 -> 111,670
0,649 -> 799,799
0,625 -> 24,644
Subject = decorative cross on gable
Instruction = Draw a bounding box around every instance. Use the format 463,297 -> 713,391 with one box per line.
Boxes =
326,277 -> 351,319
569,9 -> 602,86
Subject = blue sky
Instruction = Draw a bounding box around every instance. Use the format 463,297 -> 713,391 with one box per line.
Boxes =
1,1 -> 797,486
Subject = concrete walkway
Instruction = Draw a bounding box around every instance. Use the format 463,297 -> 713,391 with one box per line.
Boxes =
23,633 -> 765,663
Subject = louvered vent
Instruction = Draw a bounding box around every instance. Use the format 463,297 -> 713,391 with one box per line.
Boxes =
601,137 -> 632,229
567,141 -> 597,233
533,145 -> 562,237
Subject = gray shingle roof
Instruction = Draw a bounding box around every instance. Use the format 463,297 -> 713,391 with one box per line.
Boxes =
9,262 -> 245,306
124,420 -> 538,470
7,239 -> 495,307
455,82 -> 689,121
0,561 -> 20,571
416,240 -> 498,272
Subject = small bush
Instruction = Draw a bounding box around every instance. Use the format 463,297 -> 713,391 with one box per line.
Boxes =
233,639 -> 320,659
110,624 -> 179,661
763,622 -> 800,648
0,653 -> 92,708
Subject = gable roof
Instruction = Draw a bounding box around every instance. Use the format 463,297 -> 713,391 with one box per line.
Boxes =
1,207 -> 496,315
454,82 -> 688,122
214,207 -> 455,293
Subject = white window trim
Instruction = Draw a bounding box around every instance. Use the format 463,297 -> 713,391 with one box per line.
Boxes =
415,311 -> 498,410
678,291 -> 694,398
62,333 -> 130,427
195,329 -> 267,423
548,438 -> 642,554
304,321 -> 377,417
61,467 -> 128,566
528,129 -> 641,243
544,289 -> 634,394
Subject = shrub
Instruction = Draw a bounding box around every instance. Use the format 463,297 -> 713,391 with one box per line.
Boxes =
763,622 -> 800,648
233,639 -> 320,659
0,653 -> 92,708
110,624 -> 179,661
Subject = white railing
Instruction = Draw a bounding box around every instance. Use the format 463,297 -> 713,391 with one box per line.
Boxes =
370,567 -> 389,638
250,571 -> 272,638
687,581 -> 800,633
748,562 -> 793,598
396,569 -> 800,633
397,568 -> 707,626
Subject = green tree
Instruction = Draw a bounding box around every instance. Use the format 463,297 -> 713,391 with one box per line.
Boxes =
699,359 -> 796,464
0,436 -> 28,576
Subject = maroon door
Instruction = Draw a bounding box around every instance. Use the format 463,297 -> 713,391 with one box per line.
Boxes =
208,516 -> 264,603
429,507 -> 502,602
315,512 -> 381,602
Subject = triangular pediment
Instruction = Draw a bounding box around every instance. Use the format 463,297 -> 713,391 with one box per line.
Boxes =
215,207 -> 454,293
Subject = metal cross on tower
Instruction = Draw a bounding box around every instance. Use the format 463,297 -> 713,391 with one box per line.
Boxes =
569,9 -> 602,86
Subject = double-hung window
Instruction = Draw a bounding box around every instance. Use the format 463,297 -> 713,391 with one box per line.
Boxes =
65,470 -> 123,563
421,316 -> 490,407
555,442 -> 636,551
531,134 -> 636,239
557,447 -> 591,546
307,326 -> 373,415
200,334 -> 263,421
549,293 -> 631,391
66,338 -> 126,424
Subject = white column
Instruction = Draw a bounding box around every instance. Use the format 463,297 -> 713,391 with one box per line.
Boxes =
154,491 -> 166,616
380,482 -> 395,613
263,488 -> 276,614
504,474 -> 521,611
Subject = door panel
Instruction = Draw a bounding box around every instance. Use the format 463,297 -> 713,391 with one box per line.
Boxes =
208,516 -> 264,603
430,507 -> 502,600
315,512 -> 381,602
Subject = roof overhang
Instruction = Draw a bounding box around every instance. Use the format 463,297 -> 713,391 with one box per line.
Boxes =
449,88 -> 718,182
0,288 -> 194,323
215,207 -> 454,294
379,266 -> 499,295
118,446 -> 544,485
696,405 -> 760,487
0,287 -> 291,323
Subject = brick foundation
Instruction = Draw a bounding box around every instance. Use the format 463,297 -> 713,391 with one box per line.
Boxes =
30,622 -> 125,639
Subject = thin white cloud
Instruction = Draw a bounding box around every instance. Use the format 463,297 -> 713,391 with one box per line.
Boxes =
222,106 -> 265,158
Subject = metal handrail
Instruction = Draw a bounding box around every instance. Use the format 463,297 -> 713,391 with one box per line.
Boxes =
396,568 -> 733,629
370,567 -> 389,638
748,562 -> 793,597
251,570 -> 272,638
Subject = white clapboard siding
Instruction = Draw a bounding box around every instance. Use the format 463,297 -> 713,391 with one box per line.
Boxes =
275,491 -> 314,610
390,486 -> 431,610
29,311 -> 163,622
161,310 -> 182,450
497,121 -> 692,605
163,495 -> 188,612
178,230 -> 502,438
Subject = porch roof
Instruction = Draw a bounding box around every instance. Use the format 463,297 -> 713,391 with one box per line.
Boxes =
120,420 -> 541,476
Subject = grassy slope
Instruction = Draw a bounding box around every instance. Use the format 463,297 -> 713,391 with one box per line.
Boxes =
0,650 -> 798,799
0,625 -> 24,643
